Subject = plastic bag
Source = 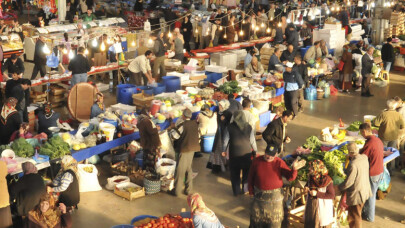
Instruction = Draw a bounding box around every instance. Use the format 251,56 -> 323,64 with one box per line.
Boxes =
46,53 -> 59,68
77,164 -> 102,192
159,130 -> 175,159
156,158 -> 176,178
378,166 -> 390,191
105,175 -> 130,191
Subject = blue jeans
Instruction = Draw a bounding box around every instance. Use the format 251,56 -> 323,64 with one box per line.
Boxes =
362,173 -> 383,222
383,61 -> 392,72
71,73 -> 88,88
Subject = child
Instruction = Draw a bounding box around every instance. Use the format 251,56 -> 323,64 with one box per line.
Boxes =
273,106 -> 285,121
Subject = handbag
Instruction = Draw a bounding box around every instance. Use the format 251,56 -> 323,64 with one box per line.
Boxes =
338,60 -> 345,71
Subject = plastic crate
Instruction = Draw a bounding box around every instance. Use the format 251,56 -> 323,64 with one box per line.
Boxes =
259,111 -> 272,128
383,147 -> 400,164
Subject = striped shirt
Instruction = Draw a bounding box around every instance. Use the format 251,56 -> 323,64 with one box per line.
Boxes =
52,172 -> 73,192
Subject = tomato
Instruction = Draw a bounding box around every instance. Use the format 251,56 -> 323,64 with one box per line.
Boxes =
168,223 -> 175,228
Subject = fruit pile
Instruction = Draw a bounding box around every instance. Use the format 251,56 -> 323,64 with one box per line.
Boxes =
134,214 -> 193,228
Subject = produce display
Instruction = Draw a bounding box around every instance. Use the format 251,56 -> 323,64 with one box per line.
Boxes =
40,136 -> 71,159
124,186 -> 142,193
134,214 -> 193,228
83,166 -> 94,173
218,81 -> 242,95
345,121 -> 363,132
11,138 -> 35,158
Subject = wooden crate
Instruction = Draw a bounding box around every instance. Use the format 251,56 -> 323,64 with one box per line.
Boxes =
132,92 -> 154,108
288,205 -> 305,227
114,182 -> 145,201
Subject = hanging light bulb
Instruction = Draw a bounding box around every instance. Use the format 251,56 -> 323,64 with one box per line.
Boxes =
168,32 -> 172,38
347,1 -> 351,6
270,17 -> 273,21
195,28 -> 198,34
326,10 -> 330,14
131,40 -> 136,47
251,24 -> 255,29
266,27 -> 271,33
242,19 -> 245,24
223,33 -> 227,39
148,38 -> 153,44
239,30 -> 244,36
62,48 -> 68,54
43,44 -> 51,54
371,2 -> 375,7
255,26 -> 259,31
68,50 -> 74,59
84,48 -> 89,55
286,18 -> 291,23
219,26 -> 223,31
331,6 -> 335,11
261,23 -> 265,28
278,22 -> 282,27
337,6 -> 340,11
100,42 -> 106,51
92,39 -> 98,47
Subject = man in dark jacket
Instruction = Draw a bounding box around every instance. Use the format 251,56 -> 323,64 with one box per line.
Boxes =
262,110 -> 293,154
2,54 -> 24,79
280,44 -> 296,63
150,32 -> 166,82
5,71 -> 22,98
381,37 -> 394,72
286,26 -> 299,50
31,35 -> 47,80
268,48 -> 282,72
68,47 -> 91,87
293,55 -> 308,112
283,62 -> 304,116
171,109 -> 200,196
361,47 -> 374,97
10,79 -> 31,122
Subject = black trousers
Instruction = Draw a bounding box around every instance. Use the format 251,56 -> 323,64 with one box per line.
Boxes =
31,63 -> 46,80
284,90 -> 299,116
229,154 -> 251,196
361,75 -> 372,95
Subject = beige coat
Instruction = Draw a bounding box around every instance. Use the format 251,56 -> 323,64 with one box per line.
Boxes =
339,154 -> 372,206
304,46 -> 322,62
197,111 -> 218,136
245,62 -> 264,78
0,161 -> 10,208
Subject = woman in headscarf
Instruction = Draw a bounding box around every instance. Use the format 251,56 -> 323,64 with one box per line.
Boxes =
304,159 -> 335,228
90,93 -> 105,119
245,56 -> 264,78
48,156 -> 80,210
0,97 -> 22,145
187,193 -> 224,228
319,40 -> 329,57
0,160 -> 12,228
207,100 -> 232,173
26,194 -> 72,228
9,122 -> 33,142
197,104 -> 218,137
340,44 -> 354,93
137,108 -> 161,174
181,15 -> 193,52
9,162 -> 46,219
38,102 -> 61,136
223,111 -> 257,196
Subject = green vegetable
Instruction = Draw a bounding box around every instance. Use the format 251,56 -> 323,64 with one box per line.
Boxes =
218,81 -> 242,95
40,136 -> 71,159
346,121 -> 363,132
11,138 -> 35,158
0,145 -> 11,153
303,136 -> 322,151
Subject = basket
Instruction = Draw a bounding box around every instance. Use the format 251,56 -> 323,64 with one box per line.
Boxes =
317,91 -> 325,100
131,215 -> 158,226
143,174 -> 161,195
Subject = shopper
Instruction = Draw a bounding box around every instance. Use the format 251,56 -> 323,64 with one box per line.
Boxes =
31,35 -> 47,80
283,62 -> 304,116
262,110 -> 293,155
268,48 -> 282,72
90,92 -> 105,119
91,34 -> 108,82
223,111 -> 257,196
286,26 -> 299,50
0,97 -> 22,145
48,155 -> 80,209
226,15 -> 236,44
134,40 -> 149,58
181,15 -> 193,52
207,100 -> 232,173
187,193 -> 224,228
340,44 -> 354,93
172,32 -> 184,62
227,94 -> 242,114
248,144 -> 305,227
381,37 -> 394,72
359,123 -> 384,222
197,104 -> 217,136
0,160 -> 12,228
9,162 -> 46,217
128,50 -> 154,86
304,41 -> 321,63
338,142 -> 372,228
10,79 -> 31,122
2,54 -> 24,79
68,47 -> 91,87
293,55 -> 308,113
245,56 -> 264,78
150,32 -> 166,82
37,102 -> 61,136
137,109 -> 161,174
26,194 -> 72,228
172,109 -> 200,196
374,99 -> 404,149
361,46 -> 374,97
304,160 -> 335,228
199,17 -> 211,49
211,18 -> 222,47
300,22 -> 312,47
238,98 -> 258,133
5,71 -> 22,98
81,9 -> 97,22
280,44 -> 296,63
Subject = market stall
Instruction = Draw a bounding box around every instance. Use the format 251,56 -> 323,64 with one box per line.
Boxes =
1,33 -> 24,59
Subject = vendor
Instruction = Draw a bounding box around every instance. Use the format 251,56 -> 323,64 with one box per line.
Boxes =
81,9 -> 97,22
9,162 -> 46,217
128,50 -> 154,86
172,32 -> 184,62
268,48 -> 282,72
319,40 -> 329,57
38,102 -> 61,136
304,41 -> 322,63
48,155 -> 80,209
90,93 -> 105,119
245,56 -> 264,78
32,12 -> 48,27
187,193 -> 224,228
244,48 -> 256,69
300,22 -> 312,47
2,54 -> 24,79
5,71 -> 22,98
10,79 -> 31,122
280,44 -> 296,63
0,97 -> 22,145
9,122 -> 33,142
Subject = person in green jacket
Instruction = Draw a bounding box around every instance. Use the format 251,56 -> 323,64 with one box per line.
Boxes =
81,9 -> 97,22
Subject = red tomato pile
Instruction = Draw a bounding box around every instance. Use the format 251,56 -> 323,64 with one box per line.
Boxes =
135,214 -> 193,228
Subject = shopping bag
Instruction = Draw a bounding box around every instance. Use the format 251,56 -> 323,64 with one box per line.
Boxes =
378,166 -> 391,191
77,164 -> 102,192
46,53 -> 59,68
338,60 -> 345,71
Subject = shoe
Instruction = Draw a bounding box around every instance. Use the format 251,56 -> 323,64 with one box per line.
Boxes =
361,93 -> 368,97
355,88 -> 361,92
194,152 -> 203,158
367,94 -> 374,97
298,108 -> 304,113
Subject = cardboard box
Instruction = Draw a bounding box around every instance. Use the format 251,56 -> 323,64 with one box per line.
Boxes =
114,182 -> 145,201
189,74 -> 207,81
